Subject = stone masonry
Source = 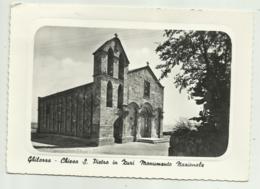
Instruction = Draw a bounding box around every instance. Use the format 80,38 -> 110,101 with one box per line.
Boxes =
37,35 -> 164,146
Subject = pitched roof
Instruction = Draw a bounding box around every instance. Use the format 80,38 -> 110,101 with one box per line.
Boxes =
93,36 -> 130,64
40,82 -> 94,99
128,66 -> 164,89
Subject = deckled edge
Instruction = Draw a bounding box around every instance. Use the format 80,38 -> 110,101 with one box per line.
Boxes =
4,4 -> 254,181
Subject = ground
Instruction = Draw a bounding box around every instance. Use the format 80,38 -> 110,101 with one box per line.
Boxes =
32,134 -> 169,156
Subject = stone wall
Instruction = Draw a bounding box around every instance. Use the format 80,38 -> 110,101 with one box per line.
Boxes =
127,68 -> 164,110
93,37 -> 129,144
94,39 -> 128,80
95,70 -> 125,144
37,36 -> 164,146
38,83 -> 94,139
127,67 -> 164,138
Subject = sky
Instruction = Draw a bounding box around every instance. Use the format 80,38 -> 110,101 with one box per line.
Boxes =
32,26 -> 202,130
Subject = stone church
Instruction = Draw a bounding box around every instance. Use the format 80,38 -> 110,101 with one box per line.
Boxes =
37,35 -> 164,146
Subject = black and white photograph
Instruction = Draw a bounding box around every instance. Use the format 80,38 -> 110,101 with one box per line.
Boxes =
7,5 -> 252,180
31,27 -> 231,157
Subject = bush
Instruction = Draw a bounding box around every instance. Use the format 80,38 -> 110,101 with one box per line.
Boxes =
169,118 -> 228,157
172,118 -> 199,136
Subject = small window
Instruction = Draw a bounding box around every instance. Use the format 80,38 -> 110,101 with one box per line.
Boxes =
144,80 -> 150,98
117,84 -> 123,108
106,81 -> 113,107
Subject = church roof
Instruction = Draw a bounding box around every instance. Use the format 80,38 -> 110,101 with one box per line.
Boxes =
128,66 -> 164,89
93,35 -> 130,64
41,82 -> 94,99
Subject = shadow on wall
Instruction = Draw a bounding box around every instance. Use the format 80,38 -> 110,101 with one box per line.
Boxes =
31,121 -> 102,148
31,133 -> 99,148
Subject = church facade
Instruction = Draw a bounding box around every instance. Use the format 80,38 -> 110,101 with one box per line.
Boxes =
37,35 -> 164,146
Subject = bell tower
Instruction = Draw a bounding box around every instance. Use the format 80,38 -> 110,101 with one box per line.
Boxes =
92,34 -> 130,145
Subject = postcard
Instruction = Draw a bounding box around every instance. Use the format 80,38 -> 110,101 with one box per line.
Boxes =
7,4 -> 253,180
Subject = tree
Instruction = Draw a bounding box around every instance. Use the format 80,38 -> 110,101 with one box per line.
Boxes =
156,30 -> 231,135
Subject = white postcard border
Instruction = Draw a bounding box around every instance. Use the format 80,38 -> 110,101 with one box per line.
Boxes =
7,4 -> 253,180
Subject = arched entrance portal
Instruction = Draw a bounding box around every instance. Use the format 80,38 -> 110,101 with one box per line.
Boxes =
113,117 -> 123,143
140,103 -> 153,138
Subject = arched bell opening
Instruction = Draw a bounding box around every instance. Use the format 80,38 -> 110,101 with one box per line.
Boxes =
107,48 -> 114,77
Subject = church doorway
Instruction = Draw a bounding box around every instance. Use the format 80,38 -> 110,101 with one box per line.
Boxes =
140,103 -> 153,138
113,117 -> 123,143
143,117 -> 152,138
